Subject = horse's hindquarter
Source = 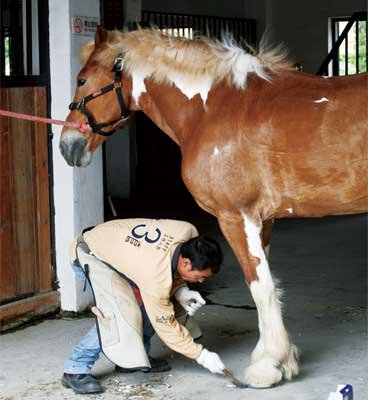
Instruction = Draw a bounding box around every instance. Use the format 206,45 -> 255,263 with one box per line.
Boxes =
182,72 -> 368,219
261,72 -> 368,218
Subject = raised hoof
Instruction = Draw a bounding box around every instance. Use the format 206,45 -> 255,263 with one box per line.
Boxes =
244,358 -> 283,388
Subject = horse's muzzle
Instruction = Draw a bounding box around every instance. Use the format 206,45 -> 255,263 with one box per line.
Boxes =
59,130 -> 92,167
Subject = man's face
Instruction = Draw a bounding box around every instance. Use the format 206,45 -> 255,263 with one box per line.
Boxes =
177,255 -> 213,283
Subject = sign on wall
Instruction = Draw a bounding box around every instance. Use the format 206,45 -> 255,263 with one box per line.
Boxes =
71,16 -> 99,36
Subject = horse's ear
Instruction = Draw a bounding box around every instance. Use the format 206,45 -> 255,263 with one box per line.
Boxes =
95,26 -> 109,45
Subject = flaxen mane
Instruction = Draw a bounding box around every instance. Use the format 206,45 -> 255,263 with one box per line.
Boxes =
81,29 -> 291,90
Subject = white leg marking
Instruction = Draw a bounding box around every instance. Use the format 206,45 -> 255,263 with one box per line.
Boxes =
242,212 -> 299,387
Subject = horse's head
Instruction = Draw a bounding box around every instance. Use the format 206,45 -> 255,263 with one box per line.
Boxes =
60,27 -> 133,167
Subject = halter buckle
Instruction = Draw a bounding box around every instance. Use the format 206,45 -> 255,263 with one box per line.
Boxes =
112,56 -> 124,72
69,98 -> 85,111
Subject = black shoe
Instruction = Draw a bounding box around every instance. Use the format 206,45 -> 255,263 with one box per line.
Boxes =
61,373 -> 104,394
115,356 -> 171,374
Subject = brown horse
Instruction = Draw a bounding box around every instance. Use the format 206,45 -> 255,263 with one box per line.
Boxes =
60,27 -> 368,388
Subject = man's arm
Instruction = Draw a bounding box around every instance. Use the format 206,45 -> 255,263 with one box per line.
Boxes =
141,292 -> 203,359
142,293 -> 225,374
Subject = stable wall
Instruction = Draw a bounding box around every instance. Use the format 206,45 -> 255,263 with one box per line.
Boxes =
265,0 -> 367,73
142,0 -> 366,73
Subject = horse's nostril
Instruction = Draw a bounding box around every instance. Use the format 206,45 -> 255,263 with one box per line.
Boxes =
59,140 -> 75,166
59,141 -> 67,156
72,140 -> 87,165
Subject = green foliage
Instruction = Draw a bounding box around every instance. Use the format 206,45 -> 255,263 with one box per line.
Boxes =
4,37 -> 10,75
338,20 -> 366,75
358,21 -> 367,72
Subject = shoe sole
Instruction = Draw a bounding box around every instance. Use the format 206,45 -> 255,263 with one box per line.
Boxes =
116,365 -> 171,374
115,367 -> 151,373
144,365 -> 172,373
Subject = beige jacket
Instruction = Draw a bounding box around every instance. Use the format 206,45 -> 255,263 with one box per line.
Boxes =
78,218 -> 203,359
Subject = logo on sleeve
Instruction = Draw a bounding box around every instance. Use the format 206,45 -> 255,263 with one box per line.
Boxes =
156,314 -> 175,324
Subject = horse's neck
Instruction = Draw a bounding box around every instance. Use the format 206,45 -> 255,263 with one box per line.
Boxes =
137,80 -> 204,146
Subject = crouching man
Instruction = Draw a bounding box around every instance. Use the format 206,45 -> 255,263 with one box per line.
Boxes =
62,218 -> 225,394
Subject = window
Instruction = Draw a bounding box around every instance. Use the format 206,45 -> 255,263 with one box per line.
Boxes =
332,16 -> 367,75
161,27 -> 194,39
1,0 -> 49,86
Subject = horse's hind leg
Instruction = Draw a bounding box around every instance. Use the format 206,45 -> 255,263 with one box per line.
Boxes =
217,210 -> 299,388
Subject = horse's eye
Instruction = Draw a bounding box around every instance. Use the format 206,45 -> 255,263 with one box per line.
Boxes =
77,78 -> 87,87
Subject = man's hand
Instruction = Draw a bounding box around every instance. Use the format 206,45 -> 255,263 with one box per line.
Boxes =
175,287 -> 205,316
196,348 -> 225,374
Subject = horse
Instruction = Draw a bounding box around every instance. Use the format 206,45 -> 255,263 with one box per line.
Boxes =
59,26 -> 368,388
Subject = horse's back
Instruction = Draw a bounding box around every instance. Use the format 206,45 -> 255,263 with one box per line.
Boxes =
242,71 -> 367,151
183,71 -> 367,219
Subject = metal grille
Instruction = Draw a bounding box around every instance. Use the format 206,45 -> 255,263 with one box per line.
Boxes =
141,11 -> 256,46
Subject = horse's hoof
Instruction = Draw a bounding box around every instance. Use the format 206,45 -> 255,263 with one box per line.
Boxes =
244,358 -> 282,388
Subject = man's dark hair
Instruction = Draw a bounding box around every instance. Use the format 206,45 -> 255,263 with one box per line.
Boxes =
180,236 -> 223,273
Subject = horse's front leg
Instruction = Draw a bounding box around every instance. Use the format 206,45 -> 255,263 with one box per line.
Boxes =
217,210 -> 299,388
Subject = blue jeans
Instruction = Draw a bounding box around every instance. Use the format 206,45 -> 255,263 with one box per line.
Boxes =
64,263 -> 155,374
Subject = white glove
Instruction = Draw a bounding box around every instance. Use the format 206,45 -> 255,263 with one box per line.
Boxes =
196,348 -> 225,374
175,286 -> 206,316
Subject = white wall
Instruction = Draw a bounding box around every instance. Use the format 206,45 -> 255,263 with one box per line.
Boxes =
49,0 -> 103,311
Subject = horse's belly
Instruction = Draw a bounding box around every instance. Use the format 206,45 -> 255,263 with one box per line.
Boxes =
272,160 -> 368,218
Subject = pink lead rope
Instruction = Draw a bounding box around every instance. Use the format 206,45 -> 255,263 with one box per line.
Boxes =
0,109 -> 91,134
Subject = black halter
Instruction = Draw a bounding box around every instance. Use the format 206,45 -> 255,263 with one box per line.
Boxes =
69,56 -> 130,137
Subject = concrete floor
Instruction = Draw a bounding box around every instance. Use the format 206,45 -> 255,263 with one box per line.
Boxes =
0,213 -> 366,400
